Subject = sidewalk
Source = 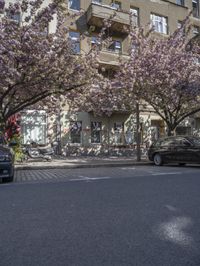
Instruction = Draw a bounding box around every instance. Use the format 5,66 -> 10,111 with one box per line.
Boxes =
15,156 -> 152,170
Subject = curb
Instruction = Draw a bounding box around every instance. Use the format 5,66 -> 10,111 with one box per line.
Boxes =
15,161 -> 152,171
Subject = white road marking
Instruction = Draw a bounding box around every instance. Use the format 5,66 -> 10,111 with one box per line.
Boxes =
121,167 -> 136,170
152,172 -> 182,176
88,176 -> 111,180
69,176 -> 111,182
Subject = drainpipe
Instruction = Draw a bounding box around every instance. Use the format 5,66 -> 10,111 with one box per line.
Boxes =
57,109 -> 62,155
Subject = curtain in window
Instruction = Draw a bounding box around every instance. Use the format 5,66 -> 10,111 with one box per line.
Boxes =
151,14 -> 167,34
21,112 -> 47,145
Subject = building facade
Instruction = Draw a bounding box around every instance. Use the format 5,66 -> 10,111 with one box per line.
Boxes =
3,0 -> 200,155
50,0 -> 200,156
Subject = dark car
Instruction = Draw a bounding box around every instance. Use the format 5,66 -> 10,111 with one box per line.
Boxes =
0,136 -> 15,182
148,136 -> 200,166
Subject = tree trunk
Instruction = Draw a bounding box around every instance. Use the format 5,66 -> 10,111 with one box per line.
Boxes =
136,102 -> 141,162
166,124 -> 176,136
0,112 -> 6,135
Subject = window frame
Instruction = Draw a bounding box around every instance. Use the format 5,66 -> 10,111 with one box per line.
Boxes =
91,36 -> 101,49
114,122 -> 124,144
21,110 -> 47,145
111,1 -> 121,10
68,0 -> 80,11
6,10 -> 21,24
130,7 -> 139,27
92,0 -> 102,3
91,122 -> 102,144
150,13 -> 168,35
193,25 -> 200,35
193,0 -> 200,18
69,31 -> 81,54
70,121 -> 82,144
108,40 -> 122,53
176,0 -> 185,6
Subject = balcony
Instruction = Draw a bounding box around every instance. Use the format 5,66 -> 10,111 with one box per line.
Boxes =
86,2 -> 130,33
98,49 -> 129,66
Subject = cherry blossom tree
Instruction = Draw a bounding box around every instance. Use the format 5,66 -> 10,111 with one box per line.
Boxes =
0,0 -> 99,133
117,19 -> 200,137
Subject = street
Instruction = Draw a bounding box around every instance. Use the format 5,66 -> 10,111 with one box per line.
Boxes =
1,165 -> 200,265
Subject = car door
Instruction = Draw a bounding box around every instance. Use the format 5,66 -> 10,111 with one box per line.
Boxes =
184,138 -> 200,163
175,138 -> 195,162
192,146 -> 200,163
159,139 -> 179,162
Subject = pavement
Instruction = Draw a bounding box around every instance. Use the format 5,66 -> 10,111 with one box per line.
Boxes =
15,155 -> 152,170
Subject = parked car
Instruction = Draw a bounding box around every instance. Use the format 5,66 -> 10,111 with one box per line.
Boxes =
148,136 -> 200,166
0,136 -> 15,182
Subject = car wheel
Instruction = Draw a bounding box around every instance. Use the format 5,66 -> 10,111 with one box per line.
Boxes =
153,153 -> 163,166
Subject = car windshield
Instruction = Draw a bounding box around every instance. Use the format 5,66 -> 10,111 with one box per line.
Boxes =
187,137 -> 200,146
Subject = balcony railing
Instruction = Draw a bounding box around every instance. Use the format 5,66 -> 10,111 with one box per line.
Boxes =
87,2 -> 130,33
98,48 -> 129,66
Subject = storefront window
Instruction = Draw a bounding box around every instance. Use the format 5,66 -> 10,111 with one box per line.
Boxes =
114,122 -> 124,144
91,122 -> 101,143
70,121 -> 82,143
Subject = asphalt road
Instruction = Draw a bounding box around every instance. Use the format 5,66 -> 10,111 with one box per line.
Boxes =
1,165 -> 200,266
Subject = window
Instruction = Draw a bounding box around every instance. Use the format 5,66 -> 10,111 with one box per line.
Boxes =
177,20 -> 185,34
193,25 -> 200,35
176,126 -> 191,135
160,139 -> 178,147
70,121 -> 82,143
21,111 -> 47,145
193,0 -> 199,18
177,21 -> 182,29
92,0 -> 102,3
131,43 -> 138,54
114,41 -> 122,52
130,7 -> 139,26
69,31 -> 80,54
194,56 -> 200,65
111,1 -> 121,10
39,24 -> 49,36
108,40 -> 122,53
114,122 -> 124,144
91,122 -> 101,143
91,36 -> 101,48
6,11 -> 21,23
125,130 -> 135,144
176,0 -> 185,6
68,0 -> 80,11
151,14 -> 168,34
179,138 -> 191,146
0,0 -> 5,13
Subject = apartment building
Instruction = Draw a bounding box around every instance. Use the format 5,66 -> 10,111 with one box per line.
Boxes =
3,0 -> 200,155
45,0 -> 199,156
